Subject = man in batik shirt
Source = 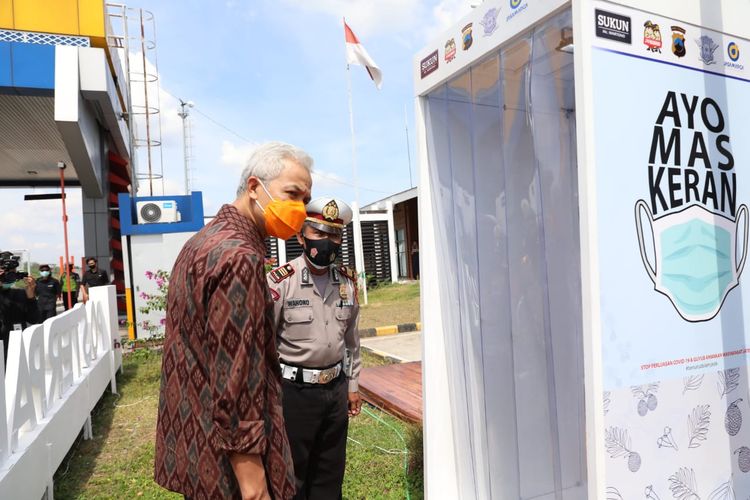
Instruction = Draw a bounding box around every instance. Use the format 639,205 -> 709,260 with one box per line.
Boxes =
155,142 -> 312,499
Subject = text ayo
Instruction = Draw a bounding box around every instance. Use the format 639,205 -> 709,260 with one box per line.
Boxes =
648,91 -> 736,216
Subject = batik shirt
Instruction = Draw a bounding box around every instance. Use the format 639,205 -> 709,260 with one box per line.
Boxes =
154,204 -> 295,499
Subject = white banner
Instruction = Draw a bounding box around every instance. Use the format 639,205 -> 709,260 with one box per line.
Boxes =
590,1 -> 750,497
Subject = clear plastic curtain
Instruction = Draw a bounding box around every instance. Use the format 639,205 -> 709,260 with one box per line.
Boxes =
423,9 -> 584,499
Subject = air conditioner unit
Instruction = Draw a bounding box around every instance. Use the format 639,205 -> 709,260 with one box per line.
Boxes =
136,200 -> 181,224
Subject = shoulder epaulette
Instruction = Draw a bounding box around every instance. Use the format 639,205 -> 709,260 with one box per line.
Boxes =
338,265 -> 357,282
268,263 -> 295,284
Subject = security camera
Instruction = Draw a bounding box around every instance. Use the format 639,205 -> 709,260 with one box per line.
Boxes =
57,161 -> 66,170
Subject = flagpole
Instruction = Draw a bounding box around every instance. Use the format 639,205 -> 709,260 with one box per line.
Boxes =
405,104 -> 413,188
344,17 -> 367,305
345,52 -> 360,207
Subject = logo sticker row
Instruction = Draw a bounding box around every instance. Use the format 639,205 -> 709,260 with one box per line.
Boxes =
419,0 -> 530,80
595,8 -> 745,71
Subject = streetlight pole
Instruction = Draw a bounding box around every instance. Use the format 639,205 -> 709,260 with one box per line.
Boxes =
177,99 -> 194,195
58,162 -> 73,308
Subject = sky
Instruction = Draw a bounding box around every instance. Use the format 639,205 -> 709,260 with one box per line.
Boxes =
0,0 -> 475,266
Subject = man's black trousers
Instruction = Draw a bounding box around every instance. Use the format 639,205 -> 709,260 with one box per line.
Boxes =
282,373 -> 348,500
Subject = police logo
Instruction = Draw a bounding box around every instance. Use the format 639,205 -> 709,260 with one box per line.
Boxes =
462,23 -> 473,51
445,38 -> 456,63
339,283 -> 348,301
479,8 -> 500,37
643,21 -> 662,53
322,200 -> 339,222
696,35 -> 719,65
725,42 -> 744,70
728,41 -> 741,62
671,26 -> 686,58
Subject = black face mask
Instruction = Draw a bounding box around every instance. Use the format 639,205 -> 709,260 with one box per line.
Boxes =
303,237 -> 341,268
88,264 -> 96,270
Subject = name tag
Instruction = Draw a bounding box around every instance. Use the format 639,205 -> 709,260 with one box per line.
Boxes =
286,299 -> 310,308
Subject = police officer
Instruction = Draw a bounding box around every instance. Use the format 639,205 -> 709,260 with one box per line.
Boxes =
0,251 -> 38,365
81,257 -> 109,302
35,264 -> 60,321
268,197 -> 362,500
59,263 -> 81,310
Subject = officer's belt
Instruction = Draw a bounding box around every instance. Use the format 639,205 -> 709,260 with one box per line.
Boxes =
280,362 -> 342,385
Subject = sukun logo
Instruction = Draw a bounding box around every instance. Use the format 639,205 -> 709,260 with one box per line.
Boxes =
595,9 -> 631,44
725,41 -> 744,70
635,91 -> 747,322
506,0 -> 527,21
420,50 -> 439,79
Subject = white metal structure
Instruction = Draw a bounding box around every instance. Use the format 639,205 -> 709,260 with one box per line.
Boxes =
416,1 -> 750,498
0,286 -> 122,500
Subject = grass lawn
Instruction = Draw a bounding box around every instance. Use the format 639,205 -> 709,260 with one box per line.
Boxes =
54,349 -> 423,499
358,281 -> 420,330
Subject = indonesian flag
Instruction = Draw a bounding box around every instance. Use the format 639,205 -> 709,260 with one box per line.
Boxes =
344,20 -> 382,90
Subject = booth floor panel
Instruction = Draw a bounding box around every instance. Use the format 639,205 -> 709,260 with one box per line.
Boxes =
359,361 -> 422,424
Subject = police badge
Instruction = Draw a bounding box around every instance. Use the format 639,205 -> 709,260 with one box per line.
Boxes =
322,200 -> 339,222
671,25 -> 686,58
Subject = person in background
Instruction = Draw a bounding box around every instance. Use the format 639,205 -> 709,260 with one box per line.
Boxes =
0,251 -> 38,365
35,264 -> 60,321
81,257 -> 110,302
410,240 -> 420,280
59,263 -> 80,310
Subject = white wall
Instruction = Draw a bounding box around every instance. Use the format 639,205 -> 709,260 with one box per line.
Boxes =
0,285 -> 121,499
130,232 -> 194,338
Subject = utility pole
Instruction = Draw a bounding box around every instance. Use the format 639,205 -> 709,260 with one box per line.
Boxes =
177,98 -> 194,195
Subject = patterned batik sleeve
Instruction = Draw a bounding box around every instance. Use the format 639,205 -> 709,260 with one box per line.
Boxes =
207,252 -> 269,456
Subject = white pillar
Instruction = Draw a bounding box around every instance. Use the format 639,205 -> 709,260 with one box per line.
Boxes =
277,238 -> 287,265
351,202 -> 368,305
386,201 -> 399,283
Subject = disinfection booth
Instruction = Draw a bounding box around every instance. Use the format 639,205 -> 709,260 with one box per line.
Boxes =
415,1 -> 750,498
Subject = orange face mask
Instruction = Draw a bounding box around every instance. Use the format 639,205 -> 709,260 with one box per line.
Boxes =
255,181 -> 307,239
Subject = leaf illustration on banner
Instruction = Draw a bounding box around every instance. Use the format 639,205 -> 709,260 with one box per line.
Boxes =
606,486 -> 624,500
718,369 -> 740,398
668,467 -> 700,500
633,383 -> 660,416
725,399 -> 743,436
734,446 -> 750,473
657,426 -> 679,451
684,374 -> 705,395
688,405 -> 711,449
706,479 -> 735,500
606,427 -> 641,472
646,484 -> 662,499
604,391 -> 612,415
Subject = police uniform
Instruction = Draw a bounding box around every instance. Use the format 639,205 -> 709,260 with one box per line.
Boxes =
35,273 -> 60,321
267,198 -> 361,500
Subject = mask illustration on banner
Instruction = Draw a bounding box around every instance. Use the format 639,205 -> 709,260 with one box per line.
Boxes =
480,8 -> 500,36
634,91 -> 748,322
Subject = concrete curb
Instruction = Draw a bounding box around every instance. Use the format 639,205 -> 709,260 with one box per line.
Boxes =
360,344 -> 409,364
358,322 -> 421,338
